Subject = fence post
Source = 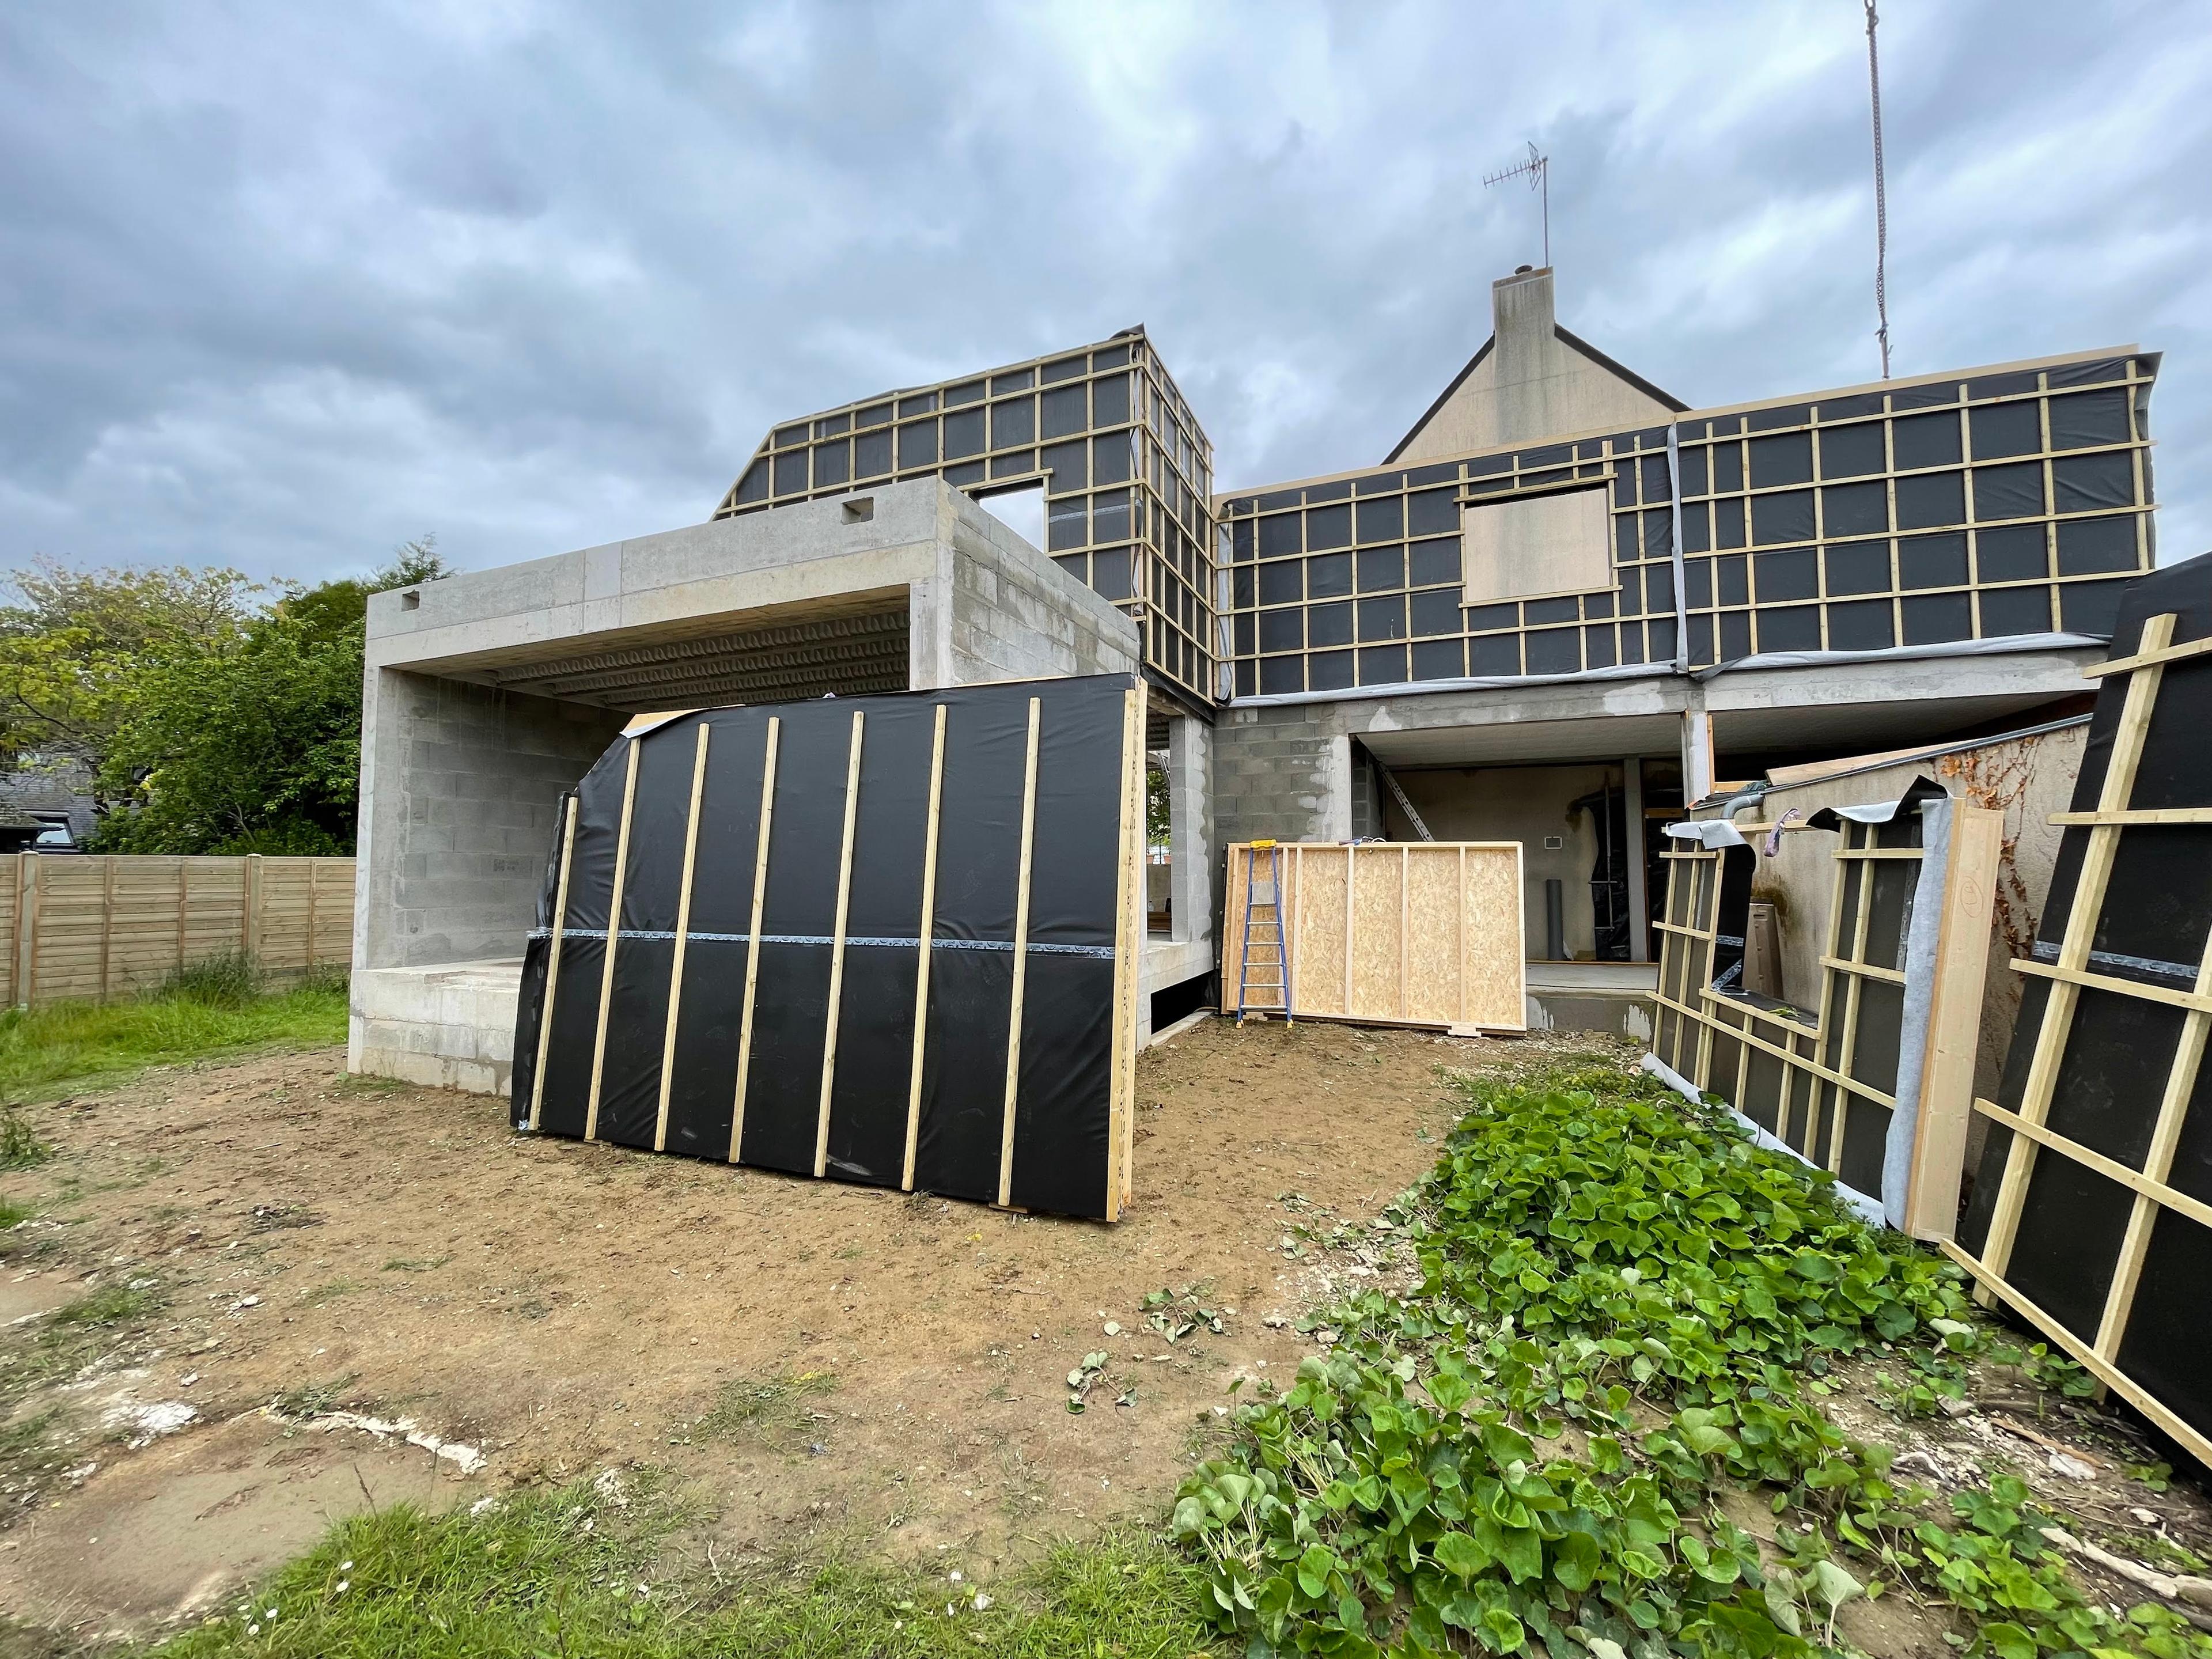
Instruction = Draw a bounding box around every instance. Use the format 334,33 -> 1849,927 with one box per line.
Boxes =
305,861 -> 318,969
99,856 -> 117,1001
15,854 -> 37,1010
243,854 -> 264,965
175,859 -> 189,975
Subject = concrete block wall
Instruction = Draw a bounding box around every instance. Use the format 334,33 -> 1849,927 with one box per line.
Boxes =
1210,704 -> 1350,849
349,960 -> 521,1094
945,505 -> 1140,681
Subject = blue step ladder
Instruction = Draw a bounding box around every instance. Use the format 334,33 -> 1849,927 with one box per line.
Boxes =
1236,841 -> 1294,1024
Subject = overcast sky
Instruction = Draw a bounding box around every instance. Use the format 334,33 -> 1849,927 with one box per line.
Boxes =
3,1 -> 2207,588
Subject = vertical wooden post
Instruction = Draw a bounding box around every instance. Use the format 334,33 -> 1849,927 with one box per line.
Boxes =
814,711 -> 867,1177
730,717 -> 782,1164
243,854 -> 264,966
584,738 -> 642,1142
902,704 -> 949,1191
13,855 -> 36,1010
305,861 -> 319,970
1398,844 -> 1411,1020
175,859 -> 190,976
996,696 -> 1043,1209
528,797 -> 580,1131
653,723 -> 713,1153
1342,845 -> 1356,1017
98,856 -> 117,1002
1903,806 -> 2003,1239
1109,683 -> 1142,1213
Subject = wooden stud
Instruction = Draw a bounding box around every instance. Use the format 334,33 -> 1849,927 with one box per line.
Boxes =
584,737 -> 642,1142
1113,684 -> 1144,1211
1903,805 -> 2004,1239
527,796 -> 579,1131
2050,807 -> 2212,827
653,722 -> 713,1153
175,858 -> 189,978
996,696 -> 1043,1209
13,855 -> 36,1010
1398,843 -> 1411,1020
1978,613 -> 2175,1290
814,711 -> 868,1178
1971,1097 -> 2212,1237
1456,844 -> 1468,1024
2081,630 -> 2212,679
305,859 -> 320,971
2010,958 -> 2212,1016
901,703 -> 949,1192
1342,846 -> 1355,1014
730,716 -> 782,1164
98,856 -> 116,1002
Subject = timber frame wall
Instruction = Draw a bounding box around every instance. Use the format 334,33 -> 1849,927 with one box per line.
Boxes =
1950,599 -> 2212,1468
1217,841 -> 1525,1032
1650,799 -> 1999,1237
0,854 -> 353,1008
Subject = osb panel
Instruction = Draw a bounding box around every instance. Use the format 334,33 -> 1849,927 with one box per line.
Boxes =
1405,850 -> 1463,1024
1461,846 -> 1524,1028
1294,846 -> 1350,1018
1348,846 -> 1405,1020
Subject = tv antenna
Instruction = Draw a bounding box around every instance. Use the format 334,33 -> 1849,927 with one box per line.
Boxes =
1864,0 -> 1891,377
1483,141 -> 1550,268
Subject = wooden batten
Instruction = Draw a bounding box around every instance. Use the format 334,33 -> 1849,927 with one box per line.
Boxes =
901,704 -> 949,1192
730,716 -> 782,1162
528,796 -> 580,1131
1901,804 -> 2003,1240
996,697 -> 1044,1209
583,740 -> 642,1141
815,711 -> 868,1177
653,724 -> 713,1152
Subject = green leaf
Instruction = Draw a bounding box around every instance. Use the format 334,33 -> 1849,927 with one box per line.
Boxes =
1433,1531 -> 1490,1580
1983,1622 -> 2036,1659
1296,1544 -> 1336,1600
1482,1607 -> 1527,1652
1551,1529 -> 1601,1592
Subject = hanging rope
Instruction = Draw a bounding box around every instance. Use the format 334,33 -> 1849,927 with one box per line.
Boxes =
1864,0 -> 1891,378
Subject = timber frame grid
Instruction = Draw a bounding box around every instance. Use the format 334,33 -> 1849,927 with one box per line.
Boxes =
521,677 -> 1146,1220
713,328 -> 1219,709
1947,610 -> 2212,1468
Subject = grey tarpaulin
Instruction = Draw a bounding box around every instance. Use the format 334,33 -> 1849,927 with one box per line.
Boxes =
510,673 -> 1142,1221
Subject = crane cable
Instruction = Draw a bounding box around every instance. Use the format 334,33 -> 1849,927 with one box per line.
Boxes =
1865,0 -> 1892,378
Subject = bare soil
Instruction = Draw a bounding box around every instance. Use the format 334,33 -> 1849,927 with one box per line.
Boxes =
0,1017 -> 1564,1642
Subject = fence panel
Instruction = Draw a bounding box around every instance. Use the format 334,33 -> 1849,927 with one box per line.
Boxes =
0,854 -> 355,1007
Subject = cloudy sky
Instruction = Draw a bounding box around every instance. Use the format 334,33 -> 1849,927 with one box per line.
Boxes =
3,1 -> 2207,587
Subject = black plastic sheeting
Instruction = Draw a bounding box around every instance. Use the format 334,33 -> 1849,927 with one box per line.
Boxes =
1957,550 -> 2212,1445
511,673 -> 1136,1219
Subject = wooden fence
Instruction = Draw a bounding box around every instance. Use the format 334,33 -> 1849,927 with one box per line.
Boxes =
0,854 -> 354,1008
1219,842 -> 1525,1032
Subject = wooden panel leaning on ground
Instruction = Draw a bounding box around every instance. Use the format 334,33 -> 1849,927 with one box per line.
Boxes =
0,854 -> 354,1008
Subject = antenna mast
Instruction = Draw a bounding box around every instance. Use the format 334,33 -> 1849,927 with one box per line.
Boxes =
1864,0 -> 1891,377
1483,141 -> 1550,268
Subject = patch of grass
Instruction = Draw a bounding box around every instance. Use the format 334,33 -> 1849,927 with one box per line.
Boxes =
161,948 -> 264,1007
380,1255 -> 451,1274
0,1196 -> 32,1228
0,1108 -> 50,1170
141,1477 -> 1218,1658
298,1279 -> 358,1308
48,1281 -> 157,1328
686,1370 -> 840,1450
0,979 -> 349,1103
271,1373 -> 359,1418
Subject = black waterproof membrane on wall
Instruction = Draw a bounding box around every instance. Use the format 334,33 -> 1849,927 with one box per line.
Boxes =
509,673 -> 1145,1221
1949,550 -> 2212,1467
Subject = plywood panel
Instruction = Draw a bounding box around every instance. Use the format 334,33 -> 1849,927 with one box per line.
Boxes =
1347,846 -> 1403,1019
1295,846 -> 1349,1018
1406,850 -> 1462,1024
1463,847 -> 1526,1028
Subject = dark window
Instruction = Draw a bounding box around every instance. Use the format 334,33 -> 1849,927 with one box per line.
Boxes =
1412,638 -> 1464,680
1620,623 -> 1647,665
1979,585 -> 2050,637
1899,532 -> 1968,589
854,430 -> 892,478
1309,650 -> 1355,691
1041,439 -> 1086,490
1410,589 -> 1461,636
1259,656 -> 1303,695
1643,509 -> 1674,558
1526,628 -> 1580,675
1578,624 -> 1612,668
1234,660 -> 1256,696
1633,453 -> 1662,502
1308,552 -> 1353,598
942,407 -> 986,460
1357,645 -> 1408,685
1304,503 -> 1351,551
734,460 -> 768,504
813,441 -> 849,486
1820,480 -> 1887,537
2060,580 -> 2127,636
1047,496 -> 1085,551
1407,488 -> 1459,536
1466,603 -> 1517,632
1258,560 -> 1302,605
1232,566 -> 1255,608
2054,450 -> 2134,513
1681,501 -> 1711,554
2050,387 -> 2131,450
1972,462 -> 2043,521
1827,599 -> 1895,651
1825,541 -> 1892,595
1713,497 -> 1747,548
1718,555 -> 1749,607
1752,490 -> 1814,546
1683,559 -> 1712,608
1677,445 -> 1707,496
1257,513 -> 1301,558
1895,471 -> 1964,530
1758,606 -> 1821,652
1720,612 -> 1752,661
1092,432 -> 1131,484
990,397 -> 1034,449
1647,617 -> 1677,661
1093,550 -> 1132,601
1969,400 -> 2042,460
1409,537 -> 1459,587
1977,524 -> 2047,584
774,450 -> 808,494
1308,601 -> 1353,646
1712,442 -> 1744,493
897,420 -> 938,469
944,381 -> 984,407
1902,593 -> 1972,644
1357,596 -> 1406,641
1040,384 -> 1088,439
1469,634 -> 1521,676
1754,548 -> 1819,602
2057,514 -> 2139,575
1355,496 -> 1403,543
1616,515 -> 1640,564
1644,562 -> 1676,613
1685,613 -> 1715,666
1092,488 -> 1130,541
1585,586 -> 1615,619
1258,609 -> 1302,653
1356,545 -> 1404,592
1893,410 -> 1963,468
1749,432 -> 1813,488
1818,423 -> 1887,479
1233,612 -> 1255,654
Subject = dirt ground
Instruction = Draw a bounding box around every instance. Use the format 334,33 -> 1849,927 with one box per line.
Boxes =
3,1018 -> 2207,1653
0,1016 -> 1557,1643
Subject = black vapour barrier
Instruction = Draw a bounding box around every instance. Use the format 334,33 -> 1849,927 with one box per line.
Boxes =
1957,551 -> 2212,1443
509,673 -> 1135,1220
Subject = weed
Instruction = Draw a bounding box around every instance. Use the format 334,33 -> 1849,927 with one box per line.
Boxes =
0,980 -> 346,1102
688,1369 -> 839,1449
298,1279 -> 357,1308
0,1106 -> 50,1169
271,1374 -> 359,1418
0,1196 -> 32,1228
380,1255 -> 451,1273
49,1282 -> 156,1328
160,949 -> 263,1007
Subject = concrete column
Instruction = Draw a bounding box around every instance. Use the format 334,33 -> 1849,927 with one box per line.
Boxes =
1166,715 -> 1211,947
1680,710 -> 1714,805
